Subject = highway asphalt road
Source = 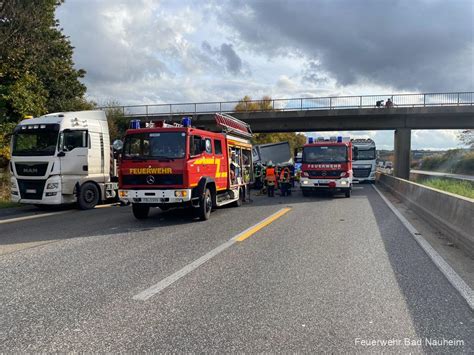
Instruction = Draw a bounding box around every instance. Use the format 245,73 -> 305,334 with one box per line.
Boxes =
0,185 -> 472,352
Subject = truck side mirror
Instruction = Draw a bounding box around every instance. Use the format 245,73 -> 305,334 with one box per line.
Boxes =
57,151 -> 66,157
112,139 -> 123,152
353,147 -> 358,160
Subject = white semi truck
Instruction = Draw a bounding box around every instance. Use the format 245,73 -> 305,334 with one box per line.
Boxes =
351,138 -> 376,183
10,110 -> 119,209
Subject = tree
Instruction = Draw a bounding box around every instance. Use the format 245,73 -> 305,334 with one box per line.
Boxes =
234,95 -> 306,152
458,129 -> 473,149
102,101 -> 129,141
234,95 -> 273,112
0,0 -> 89,123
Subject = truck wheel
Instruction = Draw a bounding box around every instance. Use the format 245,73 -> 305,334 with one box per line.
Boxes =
132,204 -> 150,219
232,188 -> 243,207
78,182 -> 100,210
302,189 -> 310,197
198,188 -> 212,221
345,189 -> 351,198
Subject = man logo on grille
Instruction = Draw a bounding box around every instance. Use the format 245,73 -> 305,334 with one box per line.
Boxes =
146,175 -> 155,184
321,171 -> 327,176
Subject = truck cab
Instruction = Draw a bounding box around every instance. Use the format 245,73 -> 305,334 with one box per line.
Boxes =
10,110 -> 117,209
300,136 -> 353,198
351,138 -> 376,183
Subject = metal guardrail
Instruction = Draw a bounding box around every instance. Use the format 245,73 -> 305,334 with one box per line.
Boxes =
100,91 -> 474,117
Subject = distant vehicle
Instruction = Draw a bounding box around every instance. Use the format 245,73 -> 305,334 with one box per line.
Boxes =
118,114 -> 253,220
10,111 -> 119,209
253,141 -> 295,186
351,138 -> 376,183
252,141 -> 293,166
300,136 -> 353,198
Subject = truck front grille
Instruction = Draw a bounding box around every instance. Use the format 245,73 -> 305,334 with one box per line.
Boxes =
15,163 -> 49,176
308,170 -> 343,178
353,168 -> 371,178
122,174 -> 184,186
17,179 -> 46,200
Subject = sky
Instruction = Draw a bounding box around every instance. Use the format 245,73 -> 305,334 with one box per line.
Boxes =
56,0 -> 474,150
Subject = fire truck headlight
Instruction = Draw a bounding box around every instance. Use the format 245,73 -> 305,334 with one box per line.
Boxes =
302,180 -> 309,185
341,181 -> 347,185
46,182 -> 59,190
119,190 -> 128,198
175,190 -> 188,197
11,181 -> 17,189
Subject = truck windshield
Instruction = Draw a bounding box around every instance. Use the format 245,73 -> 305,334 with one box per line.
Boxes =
354,148 -> 375,160
12,124 -> 60,156
123,132 -> 186,160
302,146 -> 348,163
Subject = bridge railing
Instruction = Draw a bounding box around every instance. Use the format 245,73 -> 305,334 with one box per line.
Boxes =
101,91 -> 473,117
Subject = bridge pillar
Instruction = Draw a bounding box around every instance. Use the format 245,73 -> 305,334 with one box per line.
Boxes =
393,128 -> 411,179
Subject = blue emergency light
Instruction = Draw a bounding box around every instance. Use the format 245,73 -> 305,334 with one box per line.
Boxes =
130,119 -> 141,129
182,116 -> 192,127
337,136 -> 342,143
308,137 -> 314,144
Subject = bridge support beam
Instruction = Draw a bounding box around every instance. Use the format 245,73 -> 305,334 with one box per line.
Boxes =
394,128 -> 411,180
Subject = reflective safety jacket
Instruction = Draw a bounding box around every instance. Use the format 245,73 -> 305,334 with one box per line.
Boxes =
265,167 -> 276,185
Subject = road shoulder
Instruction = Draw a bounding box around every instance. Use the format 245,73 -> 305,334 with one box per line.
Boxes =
375,183 -> 474,290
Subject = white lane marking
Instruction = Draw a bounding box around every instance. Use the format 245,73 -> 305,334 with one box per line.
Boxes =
133,208 -> 290,301
0,210 -> 74,225
372,184 -> 474,310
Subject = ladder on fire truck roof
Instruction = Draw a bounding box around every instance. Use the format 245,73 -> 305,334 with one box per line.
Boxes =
215,113 -> 252,138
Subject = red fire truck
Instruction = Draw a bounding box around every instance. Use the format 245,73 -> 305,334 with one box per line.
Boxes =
299,136 -> 353,198
118,114 -> 253,220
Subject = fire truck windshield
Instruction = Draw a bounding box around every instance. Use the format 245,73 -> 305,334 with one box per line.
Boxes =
123,132 -> 186,160
302,145 -> 348,163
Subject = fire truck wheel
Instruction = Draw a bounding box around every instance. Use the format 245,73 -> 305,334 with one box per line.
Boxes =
198,188 -> 212,221
78,182 -> 100,210
345,189 -> 351,198
132,204 -> 150,219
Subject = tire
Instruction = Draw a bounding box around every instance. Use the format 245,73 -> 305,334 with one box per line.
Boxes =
345,189 -> 351,198
78,182 -> 100,210
132,203 -> 150,219
231,188 -> 243,207
198,188 -> 212,221
302,188 -> 310,197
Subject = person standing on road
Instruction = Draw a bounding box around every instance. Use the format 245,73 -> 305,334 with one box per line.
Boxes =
385,98 -> 393,108
265,161 -> 276,197
279,166 -> 292,197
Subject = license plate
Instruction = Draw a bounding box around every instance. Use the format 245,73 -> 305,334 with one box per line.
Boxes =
142,198 -> 165,203
26,189 -> 37,193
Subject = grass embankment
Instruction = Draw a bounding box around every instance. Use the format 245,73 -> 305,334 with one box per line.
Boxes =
420,178 -> 474,199
418,150 -> 474,175
0,168 -> 18,208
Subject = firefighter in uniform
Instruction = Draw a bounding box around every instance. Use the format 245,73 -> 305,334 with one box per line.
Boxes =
265,161 -> 277,197
279,166 -> 292,197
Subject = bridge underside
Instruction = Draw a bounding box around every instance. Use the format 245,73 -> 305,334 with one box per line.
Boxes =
123,106 -> 474,180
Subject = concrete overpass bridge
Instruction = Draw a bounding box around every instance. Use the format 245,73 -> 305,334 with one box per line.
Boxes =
103,92 -> 474,180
